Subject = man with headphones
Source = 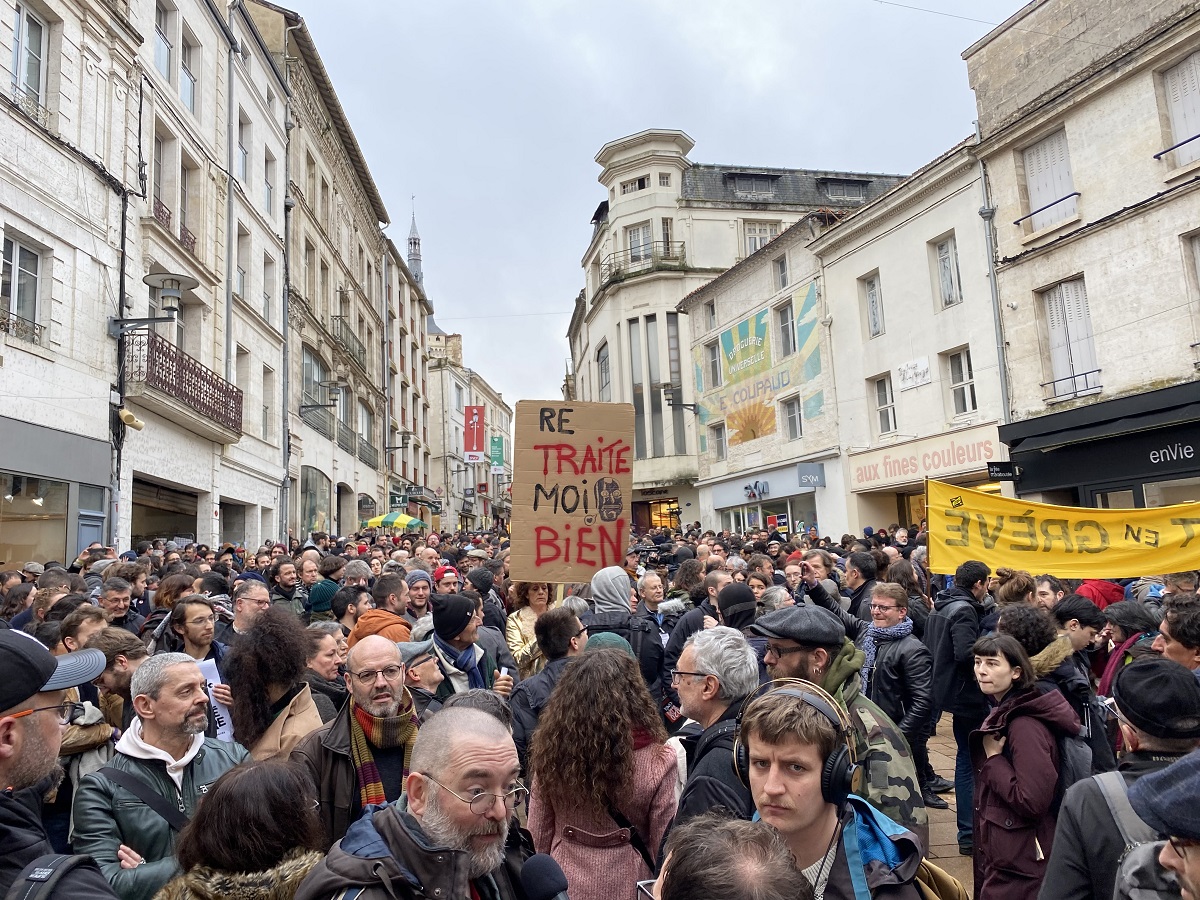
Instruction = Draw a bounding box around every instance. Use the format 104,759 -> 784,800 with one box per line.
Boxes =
748,604 -> 929,849
735,681 -> 926,899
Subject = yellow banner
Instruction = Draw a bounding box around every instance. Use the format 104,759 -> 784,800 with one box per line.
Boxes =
925,480 -> 1200,577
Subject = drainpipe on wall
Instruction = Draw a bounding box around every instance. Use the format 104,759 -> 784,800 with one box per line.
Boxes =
975,119 -> 1012,425
223,2 -> 239,383
277,22 -> 302,542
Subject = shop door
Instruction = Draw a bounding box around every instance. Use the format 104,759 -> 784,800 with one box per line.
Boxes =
1087,485 -> 1143,509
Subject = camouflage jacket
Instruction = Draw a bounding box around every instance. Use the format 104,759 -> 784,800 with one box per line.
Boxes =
822,638 -> 929,851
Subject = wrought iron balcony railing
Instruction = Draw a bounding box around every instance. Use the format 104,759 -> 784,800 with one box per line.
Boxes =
330,315 -> 367,370
153,198 -> 172,230
600,241 -> 686,286
0,310 -> 42,344
178,222 -> 196,255
300,391 -> 334,438
358,439 -> 379,469
337,419 -> 356,453
125,331 -> 242,435
10,81 -> 48,128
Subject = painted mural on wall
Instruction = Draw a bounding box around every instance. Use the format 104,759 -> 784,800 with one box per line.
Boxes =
694,281 -> 825,449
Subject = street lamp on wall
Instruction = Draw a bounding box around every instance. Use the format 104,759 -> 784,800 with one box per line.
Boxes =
663,384 -> 698,413
108,272 -> 198,338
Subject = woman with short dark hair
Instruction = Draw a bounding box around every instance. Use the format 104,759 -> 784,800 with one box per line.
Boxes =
970,633 -> 1081,900
154,760 -> 324,900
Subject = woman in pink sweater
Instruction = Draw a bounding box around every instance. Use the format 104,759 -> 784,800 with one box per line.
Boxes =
528,648 -> 678,900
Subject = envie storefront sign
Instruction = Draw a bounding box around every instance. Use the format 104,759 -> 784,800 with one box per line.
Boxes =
849,424 -> 1002,492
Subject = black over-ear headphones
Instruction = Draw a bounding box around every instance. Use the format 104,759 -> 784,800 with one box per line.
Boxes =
732,679 -> 861,807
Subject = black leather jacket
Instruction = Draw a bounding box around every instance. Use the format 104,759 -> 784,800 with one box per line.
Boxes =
866,633 -> 935,736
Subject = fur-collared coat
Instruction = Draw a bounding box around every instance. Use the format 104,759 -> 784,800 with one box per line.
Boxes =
154,849 -> 323,900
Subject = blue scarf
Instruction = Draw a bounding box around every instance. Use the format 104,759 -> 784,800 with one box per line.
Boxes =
861,618 -> 913,693
434,634 -> 486,690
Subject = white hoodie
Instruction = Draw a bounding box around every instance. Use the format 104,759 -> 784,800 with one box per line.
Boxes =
115,719 -> 204,791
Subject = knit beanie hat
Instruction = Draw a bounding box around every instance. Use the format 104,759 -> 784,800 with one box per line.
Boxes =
432,593 -> 476,642
585,632 -> 635,659
308,578 -> 339,614
466,567 -> 494,595
406,570 -> 432,588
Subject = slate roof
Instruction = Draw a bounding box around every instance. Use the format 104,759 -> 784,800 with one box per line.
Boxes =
681,164 -> 904,208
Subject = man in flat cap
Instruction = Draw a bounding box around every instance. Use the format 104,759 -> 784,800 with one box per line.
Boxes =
0,630 -> 114,898
749,602 -> 928,846
1041,656 -> 1200,900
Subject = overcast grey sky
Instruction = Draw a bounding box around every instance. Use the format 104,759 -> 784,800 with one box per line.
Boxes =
299,0 -> 1023,409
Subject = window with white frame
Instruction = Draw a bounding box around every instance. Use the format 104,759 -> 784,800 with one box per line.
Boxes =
1164,51 -> 1200,167
776,300 -> 795,358
596,342 -> 611,402
1042,278 -> 1099,397
301,346 -> 328,401
358,400 -> 374,442
661,217 -> 673,247
628,222 -> 652,262
455,384 -> 464,412
705,341 -> 722,389
620,175 -> 649,195
710,422 -> 727,460
947,347 -> 976,415
783,397 -> 802,441
1023,130 -> 1077,231
263,151 -> 275,216
262,254 -> 275,323
874,374 -> 896,435
935,235 -> 962,308
154,3 -> 172,80
744,221 -> 779,256
262,366 -> 274,439
774,255 -> 789,290
152,135 -> 165,206
658,172 -> 671,187
12,3 -> 48,106
180,31 -> 197,113
237,117 -> 248,180
863,273 -> 885,338
704,301 -> 716,331
2,235 -> 40,326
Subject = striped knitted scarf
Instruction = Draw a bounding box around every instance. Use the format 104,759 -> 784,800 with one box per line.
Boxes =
349,694 -> 418,808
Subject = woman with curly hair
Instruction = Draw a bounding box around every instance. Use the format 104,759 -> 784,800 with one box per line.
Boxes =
140,572 -> 200,651
506,581 -> 558,679
668,558 -> 704,600
528,648 -> 678,900
223,606 -> 323,760
154,760 -> 324,900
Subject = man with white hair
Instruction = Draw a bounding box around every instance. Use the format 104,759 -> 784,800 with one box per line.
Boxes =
673,626 -> 760,822
296,707 -> 530,900
72,653 -> 248,900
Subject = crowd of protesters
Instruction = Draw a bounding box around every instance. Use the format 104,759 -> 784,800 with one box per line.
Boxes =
2,520 -> 1200,900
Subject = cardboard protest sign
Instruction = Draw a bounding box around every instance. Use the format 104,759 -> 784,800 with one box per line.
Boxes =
197,657 -> 234,743
509,401 -> 635,583
926,479 -> 1200,577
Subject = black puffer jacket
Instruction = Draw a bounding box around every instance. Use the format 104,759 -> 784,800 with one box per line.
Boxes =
924,587 -> 989,718
675,697 -> 753,823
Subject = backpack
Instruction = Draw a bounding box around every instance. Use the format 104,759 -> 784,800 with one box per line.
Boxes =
4,854 -> 98,900
1053,703 -> 1094,809
1096,771 -> 1182,900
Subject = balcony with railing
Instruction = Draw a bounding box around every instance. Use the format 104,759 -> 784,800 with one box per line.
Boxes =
600,241 -> 686,287
178,222 -> 196,255
1042,368 -> 1102,402
125,331 -> 243,442
1,309 -> 43,344
330,315 -> 367,370
299,392 -> 334,438
10,81 -> 48,128
358,438 -> 379,469
337,419 -> 356,453
153,198 -> 172,230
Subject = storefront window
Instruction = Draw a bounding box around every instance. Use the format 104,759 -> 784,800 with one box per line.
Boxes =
300,466 -> 331,537
1144,476 -> 1200,507
0,473 -> 68,565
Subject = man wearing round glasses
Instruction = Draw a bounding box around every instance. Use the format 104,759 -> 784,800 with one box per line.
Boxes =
0,630 -> 111,898
296,707 -> 530,900
291,635 -> 421,849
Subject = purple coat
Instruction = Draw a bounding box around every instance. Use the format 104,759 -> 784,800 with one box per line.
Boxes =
970,686 -> 1081,900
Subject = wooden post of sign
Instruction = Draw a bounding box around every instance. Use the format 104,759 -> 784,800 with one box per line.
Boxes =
508,400 -> 636,583
923,476 -> 931,574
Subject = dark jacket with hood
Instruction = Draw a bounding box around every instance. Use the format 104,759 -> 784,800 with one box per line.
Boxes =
818,795 -> 924,900
850,578 -> 879,622
1038,749 -> 1192,900
1,779 -> 118,900
1030,637 -> 1116,774
970,685 -> 1082,900
585,566 -> 666,706
675,695 -> 753,823
293,798 -> 530,900
924,586 -> 989,719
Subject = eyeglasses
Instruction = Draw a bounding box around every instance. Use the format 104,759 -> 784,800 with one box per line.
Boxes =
869,604 -> 900,613
764,643 -> 808,659
8,701 -> 85,725
574,625 -> 589,638
1099,695 -> 1131,727
1170,835 -> 1200,858
670,669 -> 710,684
636,880 -> 657,899
186,615 -> 216,627
419,772 -> 528,815
349,665 -> 404,685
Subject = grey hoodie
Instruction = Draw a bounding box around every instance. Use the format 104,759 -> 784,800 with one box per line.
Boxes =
590,566 -> 633,615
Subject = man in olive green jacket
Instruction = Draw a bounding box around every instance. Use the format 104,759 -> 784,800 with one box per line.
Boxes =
73,653 -> 248,900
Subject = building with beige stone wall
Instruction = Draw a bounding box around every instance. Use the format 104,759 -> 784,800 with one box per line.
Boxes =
966,0 -> 1200,508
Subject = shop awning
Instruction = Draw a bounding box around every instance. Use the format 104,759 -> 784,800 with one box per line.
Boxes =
1014,402 -> 1200,453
